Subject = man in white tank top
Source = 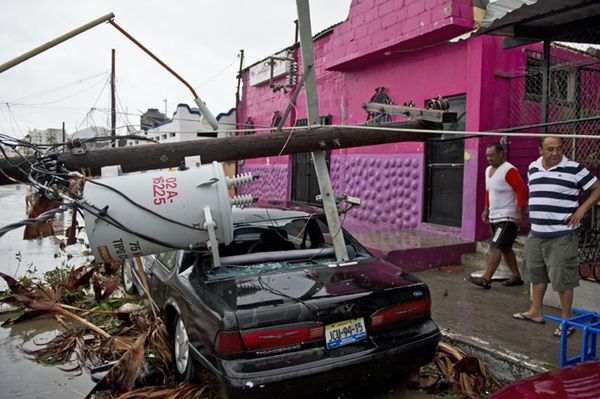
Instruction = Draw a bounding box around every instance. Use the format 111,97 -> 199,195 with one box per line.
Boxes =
467,142 -> 527,289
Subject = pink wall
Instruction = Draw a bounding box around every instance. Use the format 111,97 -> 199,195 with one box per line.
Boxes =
238,0 -> 598,242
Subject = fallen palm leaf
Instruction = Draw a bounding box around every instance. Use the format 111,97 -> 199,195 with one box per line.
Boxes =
113,384 -> 208,399
65,265 -> 96,290
66,208 -> 79,246
134,257 -> 158,321
432,341 -> 497,399
85,331 -> 148,398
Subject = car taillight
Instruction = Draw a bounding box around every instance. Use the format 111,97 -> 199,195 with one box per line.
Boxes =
216,324 -> 325,354
215,331 -> 244,354
242,323 -> 324,351
370,297 -> 430,329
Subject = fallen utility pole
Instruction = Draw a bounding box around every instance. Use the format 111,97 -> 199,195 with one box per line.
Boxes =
296,0 -> 347,262
0,120 -> 435,186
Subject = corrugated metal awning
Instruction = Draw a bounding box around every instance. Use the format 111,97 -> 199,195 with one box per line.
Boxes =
478,0 -> 600,44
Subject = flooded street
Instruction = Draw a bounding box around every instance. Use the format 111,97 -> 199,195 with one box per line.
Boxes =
0,313 -> 94,398
0,184 -> 90,291
0,184 -> 95,398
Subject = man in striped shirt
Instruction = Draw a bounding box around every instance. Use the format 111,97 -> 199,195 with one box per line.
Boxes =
513,136 -> 600,336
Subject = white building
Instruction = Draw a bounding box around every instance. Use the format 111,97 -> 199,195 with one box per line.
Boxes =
28,128 -> 63,145
127,104 -> 235,146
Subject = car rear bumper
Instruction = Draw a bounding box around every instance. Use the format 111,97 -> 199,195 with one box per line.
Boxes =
219,320 -> 440,399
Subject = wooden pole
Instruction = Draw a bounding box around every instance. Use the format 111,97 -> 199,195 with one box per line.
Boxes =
0,121 -> 434,185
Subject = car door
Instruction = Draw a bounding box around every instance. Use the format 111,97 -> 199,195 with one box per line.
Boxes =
149,251 -> 179,307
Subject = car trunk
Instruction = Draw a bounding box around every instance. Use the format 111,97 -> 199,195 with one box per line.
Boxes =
209,259 -> 430,330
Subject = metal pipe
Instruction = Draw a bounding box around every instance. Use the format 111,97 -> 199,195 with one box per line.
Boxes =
0,13 -> 115,74
109,19 -> 219,131
541,39 -> 550,133
108,20 -> 198,98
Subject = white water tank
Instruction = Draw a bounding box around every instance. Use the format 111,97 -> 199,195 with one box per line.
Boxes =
82,162 -> 234,263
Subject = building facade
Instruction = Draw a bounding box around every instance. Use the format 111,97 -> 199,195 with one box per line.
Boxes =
28,128 -> 63,146
127,104 -> 235,146
237,0 -> 600,242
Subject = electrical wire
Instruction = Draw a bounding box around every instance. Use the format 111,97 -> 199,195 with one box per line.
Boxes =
0,204 -> 75,238
5,71 -> 109,104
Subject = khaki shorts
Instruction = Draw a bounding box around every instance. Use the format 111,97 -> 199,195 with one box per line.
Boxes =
523,232 -> 580,292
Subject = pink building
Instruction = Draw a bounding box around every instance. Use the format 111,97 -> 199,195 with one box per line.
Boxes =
237,0 -> 600,243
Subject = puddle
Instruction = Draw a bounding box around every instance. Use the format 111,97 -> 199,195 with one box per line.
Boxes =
0,313 -> 95,398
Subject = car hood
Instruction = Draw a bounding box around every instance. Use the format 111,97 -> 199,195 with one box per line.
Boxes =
205,259 -> 428,329
491,361 -> 600,399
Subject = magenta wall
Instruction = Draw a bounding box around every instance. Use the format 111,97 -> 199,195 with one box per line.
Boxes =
238,0 -> 587,242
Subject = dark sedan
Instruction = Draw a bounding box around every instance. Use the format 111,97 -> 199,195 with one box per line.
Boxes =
122,201 -> 440,398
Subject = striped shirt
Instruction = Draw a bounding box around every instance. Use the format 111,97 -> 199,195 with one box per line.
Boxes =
528,155 -> 598,237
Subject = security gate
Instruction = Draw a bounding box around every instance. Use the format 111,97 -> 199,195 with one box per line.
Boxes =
424,95 -> 466,227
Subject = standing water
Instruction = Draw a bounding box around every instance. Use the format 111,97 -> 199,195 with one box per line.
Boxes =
0,184 -> 91,291
0,185 -> 96,397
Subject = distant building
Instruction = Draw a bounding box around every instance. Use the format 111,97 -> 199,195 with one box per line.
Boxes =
127,104 -> 235,146
28,128 -> 63,145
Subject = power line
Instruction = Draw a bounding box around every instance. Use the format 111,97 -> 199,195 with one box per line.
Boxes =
6,71 -> 109,104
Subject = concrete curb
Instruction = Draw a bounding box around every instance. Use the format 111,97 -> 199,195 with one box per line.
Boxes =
441,328 -> 551,385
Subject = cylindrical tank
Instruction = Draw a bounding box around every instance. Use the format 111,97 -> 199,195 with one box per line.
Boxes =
82,161 -> 233,263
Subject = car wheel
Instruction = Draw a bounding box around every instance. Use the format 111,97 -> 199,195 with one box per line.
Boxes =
173,314 -> 198,383
121,259 -> 138,295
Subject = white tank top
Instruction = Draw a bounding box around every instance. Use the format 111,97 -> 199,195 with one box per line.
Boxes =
486,161 -> 517,222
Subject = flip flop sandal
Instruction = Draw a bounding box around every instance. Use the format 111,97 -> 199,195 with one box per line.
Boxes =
502,276 -> 524,286
512,312 -> 546,324
553,326 -> 576,337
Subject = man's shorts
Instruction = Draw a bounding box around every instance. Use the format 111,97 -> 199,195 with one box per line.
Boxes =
489,221 -> 518,252
523,232 -> 580,292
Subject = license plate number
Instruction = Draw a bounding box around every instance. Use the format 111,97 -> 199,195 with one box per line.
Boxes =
325,318 -> 367,350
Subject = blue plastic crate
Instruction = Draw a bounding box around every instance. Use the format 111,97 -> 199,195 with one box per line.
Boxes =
545,309 -> 600,367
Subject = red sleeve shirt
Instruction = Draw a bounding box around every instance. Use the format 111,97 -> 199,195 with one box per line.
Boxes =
504,168 -> 527,207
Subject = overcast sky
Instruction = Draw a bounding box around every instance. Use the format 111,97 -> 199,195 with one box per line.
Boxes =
0,0 -> 352,138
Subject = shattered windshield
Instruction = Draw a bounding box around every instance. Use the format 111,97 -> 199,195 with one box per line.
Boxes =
199,215 -> 372,280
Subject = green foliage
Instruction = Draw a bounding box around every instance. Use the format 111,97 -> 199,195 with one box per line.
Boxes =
17,263 -> 38,287
39,358 -> 56,367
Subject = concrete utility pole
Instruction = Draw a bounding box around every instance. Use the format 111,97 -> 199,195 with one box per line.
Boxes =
295,0 -> 348,262
111,49 -> 116,143
0,121 -> 435,186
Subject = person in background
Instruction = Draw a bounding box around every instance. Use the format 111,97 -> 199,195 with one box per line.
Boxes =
467,142 -> 527,289
513,136 -> 600,337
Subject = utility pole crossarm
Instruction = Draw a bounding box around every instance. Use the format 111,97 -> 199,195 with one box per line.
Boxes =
363,103 -> 458,123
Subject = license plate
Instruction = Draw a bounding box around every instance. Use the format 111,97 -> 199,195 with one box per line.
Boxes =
325,317 -> 367,350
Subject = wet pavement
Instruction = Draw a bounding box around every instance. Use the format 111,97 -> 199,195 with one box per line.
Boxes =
414,264 -> 598,371
0,184 -> 90,291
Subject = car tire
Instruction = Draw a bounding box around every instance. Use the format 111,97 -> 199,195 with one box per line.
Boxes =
173,314 -> 198,383
121,258 -> 138,295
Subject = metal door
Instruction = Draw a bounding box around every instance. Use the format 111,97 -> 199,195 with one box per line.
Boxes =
424,95 -> 466,227
291,115 -> 331,204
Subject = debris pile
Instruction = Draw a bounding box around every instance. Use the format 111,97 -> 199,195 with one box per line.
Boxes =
0,262 -> 215,398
